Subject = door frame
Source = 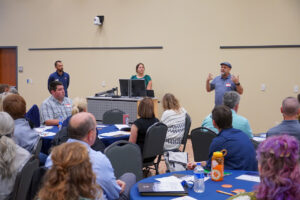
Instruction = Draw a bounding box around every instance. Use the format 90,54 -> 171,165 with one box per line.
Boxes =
0,46 -> 18,89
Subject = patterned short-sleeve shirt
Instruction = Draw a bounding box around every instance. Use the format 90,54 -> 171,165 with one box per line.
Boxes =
40,96 -> 72,125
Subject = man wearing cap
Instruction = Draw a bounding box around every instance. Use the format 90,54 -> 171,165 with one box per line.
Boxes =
206,62 -> 243,106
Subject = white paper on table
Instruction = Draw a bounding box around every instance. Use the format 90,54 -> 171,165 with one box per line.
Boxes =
34,128 -> 45,133
171,175 -> 210,182
39,131 -> 56,137
44,126 -> 54,129
253,137 -> 265,142
260,133 -> 266,138
172,196 -> 197,200
204,177 -> 210,181
97,125 -> 107,128
172,175 -> 194,182
34,126 -> 53,133
99,131 -> 130,137
236,175 -> 260,182
153,181 -> 184,192
156,176 -> 182,183
114,124 -> 130,130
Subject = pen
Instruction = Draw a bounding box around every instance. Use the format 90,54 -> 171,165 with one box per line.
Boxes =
216,190 -> 234,196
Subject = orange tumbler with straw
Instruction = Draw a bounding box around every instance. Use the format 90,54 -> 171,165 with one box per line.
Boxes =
211,149 -> 227,181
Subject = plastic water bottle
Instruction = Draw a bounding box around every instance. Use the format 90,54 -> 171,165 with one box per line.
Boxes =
193,162 -> 205,193
58,116 -> 63,130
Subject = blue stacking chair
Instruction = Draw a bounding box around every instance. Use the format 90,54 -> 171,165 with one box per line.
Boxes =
25,104 -> 40,127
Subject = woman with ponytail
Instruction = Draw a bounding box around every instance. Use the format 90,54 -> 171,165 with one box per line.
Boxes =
62,97 -> 87,128
53,97 -> 105,152
38,142 -> 102,200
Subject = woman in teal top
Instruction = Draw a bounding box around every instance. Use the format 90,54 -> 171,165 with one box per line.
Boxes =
131,63 -> 152,90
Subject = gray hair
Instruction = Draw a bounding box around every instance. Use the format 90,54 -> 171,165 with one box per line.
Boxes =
0,112 -> 17,178
0,92 -> 13,112
282,97 -> 299,116
223,91 -> 240,109
9,86 -> 19,94
0,111 -> 14,136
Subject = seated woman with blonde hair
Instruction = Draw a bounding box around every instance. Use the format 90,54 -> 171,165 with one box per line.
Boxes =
62,97 -> 87,127
52,97 -> 105,152
38,142 -> 102,200
161,93 -> 187,151
0,112 -> 31,199
227,135 -> 300,200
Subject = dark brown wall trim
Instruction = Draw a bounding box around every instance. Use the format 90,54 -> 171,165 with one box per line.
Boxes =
220,45 -> 300,49
28,46 -> 163,51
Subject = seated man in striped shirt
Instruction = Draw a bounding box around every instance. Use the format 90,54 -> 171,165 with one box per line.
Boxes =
40,81 -> 72,126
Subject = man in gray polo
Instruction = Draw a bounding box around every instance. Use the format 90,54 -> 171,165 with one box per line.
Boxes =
40,81 -> 72,125
266,96 -> 300,142
206,62 -> 243,106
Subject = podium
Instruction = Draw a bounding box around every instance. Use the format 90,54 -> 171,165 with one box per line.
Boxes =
87,96 -> 158,123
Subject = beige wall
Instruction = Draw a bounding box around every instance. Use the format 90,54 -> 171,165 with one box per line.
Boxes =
1,0 -> 300,133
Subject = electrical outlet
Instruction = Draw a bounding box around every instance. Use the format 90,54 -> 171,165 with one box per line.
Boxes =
294,85 -> 299,93
261,84 -> 266,91
101,81 -> 106,87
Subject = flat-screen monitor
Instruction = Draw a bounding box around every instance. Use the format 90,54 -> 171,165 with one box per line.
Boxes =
119,79 -> 147,97
131,79 -> 146,97
146,90 -> 155,97
119,79 -> 130,96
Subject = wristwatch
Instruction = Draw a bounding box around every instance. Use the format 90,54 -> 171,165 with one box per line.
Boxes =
235,82 -> 240,86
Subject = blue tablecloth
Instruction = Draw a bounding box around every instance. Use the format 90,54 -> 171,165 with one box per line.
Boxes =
130,170 -> 258,200
97,125 -> 130,146
41,126 -> 59,154
41,125 -> 130,154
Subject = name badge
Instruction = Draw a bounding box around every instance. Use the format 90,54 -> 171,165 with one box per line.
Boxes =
65,104 -> 72,108
225,83 -> 231,87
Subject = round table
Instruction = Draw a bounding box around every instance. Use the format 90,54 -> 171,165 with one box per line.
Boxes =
39,125 -> 130,154
130,170 -> 259,200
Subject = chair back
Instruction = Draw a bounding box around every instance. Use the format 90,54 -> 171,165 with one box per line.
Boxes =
181,113 -> 191,152
102,108 -> 125,124
27,166 -> 48,200
25,104 -> 40,127
251,139 -> 260,150
33,138 -> 43,159
143,122 -> 168,159
142,122 -> 168,175
191,127 -> 217,162
11,157 -> 39,200
104,140 -> 143,181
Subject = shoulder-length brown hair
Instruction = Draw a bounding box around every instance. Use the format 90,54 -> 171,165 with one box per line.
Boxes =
138,97 -> 154,118
3,94 -> 26,120
162,93 -> 180,111
38,142 -> 102,200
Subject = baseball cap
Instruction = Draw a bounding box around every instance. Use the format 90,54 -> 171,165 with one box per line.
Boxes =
220,62 -> 232,68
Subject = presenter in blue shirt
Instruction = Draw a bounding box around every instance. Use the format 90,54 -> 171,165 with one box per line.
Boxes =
206,62 -> 243,106
48,60 -> 70,97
